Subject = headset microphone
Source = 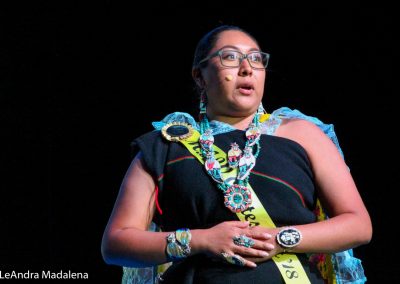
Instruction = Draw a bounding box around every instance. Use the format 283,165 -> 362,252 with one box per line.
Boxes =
225,75 -> 233,81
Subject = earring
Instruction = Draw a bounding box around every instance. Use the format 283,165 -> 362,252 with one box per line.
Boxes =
199,91 -> 207,120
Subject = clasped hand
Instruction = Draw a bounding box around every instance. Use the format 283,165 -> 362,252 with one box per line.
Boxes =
198,221 -> 282,268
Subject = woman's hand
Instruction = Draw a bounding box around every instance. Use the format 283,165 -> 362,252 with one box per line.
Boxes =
245,226 -> 284,263
191,221 -> 275,267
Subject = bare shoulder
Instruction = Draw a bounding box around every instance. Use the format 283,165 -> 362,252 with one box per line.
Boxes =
274,118 -> 336,155
276,118 -> 323,143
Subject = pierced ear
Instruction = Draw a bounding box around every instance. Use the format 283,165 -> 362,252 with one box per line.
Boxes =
192,68 -> 205,88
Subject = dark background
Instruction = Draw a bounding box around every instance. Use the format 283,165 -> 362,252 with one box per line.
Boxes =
1,1 -> 395,282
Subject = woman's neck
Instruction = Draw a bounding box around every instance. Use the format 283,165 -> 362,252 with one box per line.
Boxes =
207,113 -> 255,130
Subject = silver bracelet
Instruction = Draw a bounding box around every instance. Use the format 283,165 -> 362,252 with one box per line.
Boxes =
276,227 -> 302,253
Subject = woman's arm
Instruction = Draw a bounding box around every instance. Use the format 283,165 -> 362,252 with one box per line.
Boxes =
251,119 -> 372,257
101,152 -> 170,267
101,152 -> 273,268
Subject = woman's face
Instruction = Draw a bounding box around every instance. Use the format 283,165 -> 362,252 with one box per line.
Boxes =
200,30 -> 266,118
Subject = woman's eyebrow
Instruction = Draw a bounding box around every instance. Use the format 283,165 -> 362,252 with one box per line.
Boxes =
219,45 -> 261,52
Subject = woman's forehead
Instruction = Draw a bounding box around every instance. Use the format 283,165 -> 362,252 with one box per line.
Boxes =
213,30 -> 259,51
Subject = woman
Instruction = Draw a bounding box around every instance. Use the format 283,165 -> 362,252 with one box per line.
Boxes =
101,25 -> 372,283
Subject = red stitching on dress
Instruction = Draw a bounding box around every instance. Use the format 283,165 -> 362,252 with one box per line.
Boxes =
155,185 -> 163,215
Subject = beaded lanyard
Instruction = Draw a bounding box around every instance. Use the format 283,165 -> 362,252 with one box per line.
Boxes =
198,114 -> 261,213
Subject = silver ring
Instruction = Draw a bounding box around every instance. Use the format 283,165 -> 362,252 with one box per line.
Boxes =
221,252 -> 246,266
233,234 -> 255,248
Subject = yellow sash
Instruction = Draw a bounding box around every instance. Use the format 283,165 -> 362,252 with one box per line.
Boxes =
180,130 -> 311,284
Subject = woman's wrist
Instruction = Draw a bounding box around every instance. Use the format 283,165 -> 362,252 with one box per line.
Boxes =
188,229 -> 207,255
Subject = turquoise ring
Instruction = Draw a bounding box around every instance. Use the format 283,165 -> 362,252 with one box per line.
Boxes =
221,252 -> 246,266
233,235 -> 255,248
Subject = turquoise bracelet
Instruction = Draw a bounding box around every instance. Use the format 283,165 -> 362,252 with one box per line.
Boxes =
166,228 -> 191,260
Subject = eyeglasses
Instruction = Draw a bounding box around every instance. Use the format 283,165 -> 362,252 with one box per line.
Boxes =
199,49 -> 270,70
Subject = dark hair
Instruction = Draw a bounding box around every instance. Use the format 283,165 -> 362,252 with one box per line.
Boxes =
192,25 -> 259,70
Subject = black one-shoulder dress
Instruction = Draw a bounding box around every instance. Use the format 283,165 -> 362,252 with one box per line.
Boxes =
133,129 -> 324,283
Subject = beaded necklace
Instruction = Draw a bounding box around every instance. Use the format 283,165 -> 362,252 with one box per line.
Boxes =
199,114 -> 261,213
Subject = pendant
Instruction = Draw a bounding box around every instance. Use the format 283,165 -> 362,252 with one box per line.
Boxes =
237,147 -> 256,181
224,184 -> 252,213
245,123 -> 261,146
205,154 -> 223,184
199,129 -> 214,151
228,142 -> 242,168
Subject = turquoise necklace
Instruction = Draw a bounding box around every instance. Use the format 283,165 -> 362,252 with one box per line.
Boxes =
199,114 -> 261,213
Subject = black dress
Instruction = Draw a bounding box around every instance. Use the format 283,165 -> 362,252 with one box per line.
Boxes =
133,129 -> 324,283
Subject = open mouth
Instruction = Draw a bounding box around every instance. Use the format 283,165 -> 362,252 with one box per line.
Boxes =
237,83 -> 254,95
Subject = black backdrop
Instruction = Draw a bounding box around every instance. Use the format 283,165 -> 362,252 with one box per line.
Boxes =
1,1 -> 395,283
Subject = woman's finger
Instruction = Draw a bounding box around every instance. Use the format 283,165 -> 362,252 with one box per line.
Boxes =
251,239 -> 275,251
221,252 -> 257,268
235,246 -> 270,258
248,231 -> 272,240
228,221 -> 250,228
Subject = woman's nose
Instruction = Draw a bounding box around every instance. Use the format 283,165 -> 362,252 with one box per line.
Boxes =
238,57 -> 253,76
